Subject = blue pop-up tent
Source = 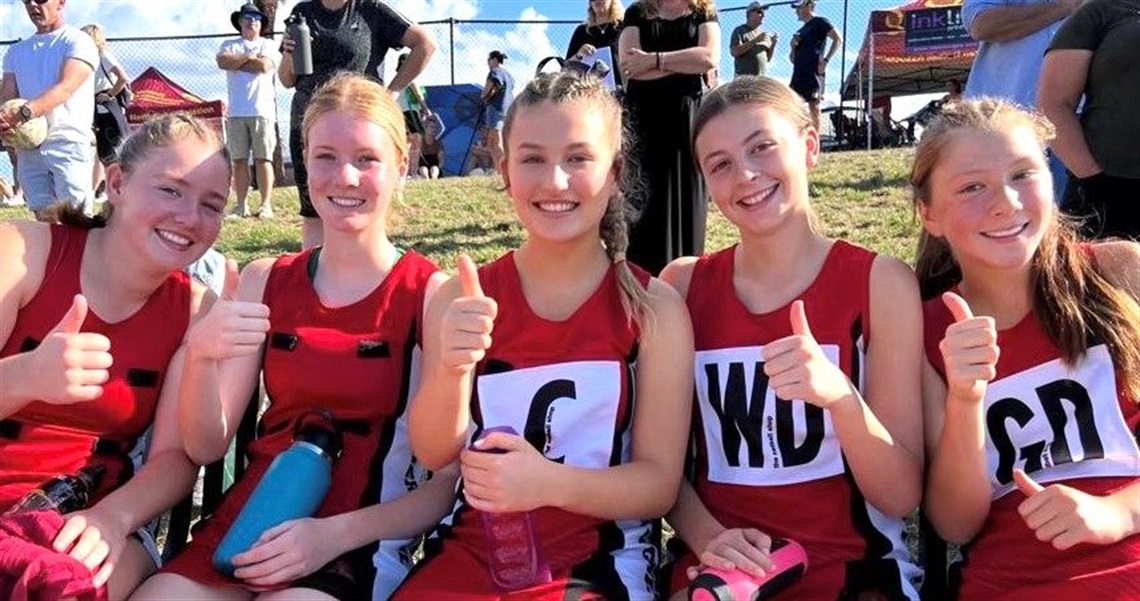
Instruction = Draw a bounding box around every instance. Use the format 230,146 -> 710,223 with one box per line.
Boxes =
423,83 -> 484,177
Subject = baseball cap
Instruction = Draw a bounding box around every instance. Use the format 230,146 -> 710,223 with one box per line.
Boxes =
790,0 -> 814,8
747,2 -> 765,13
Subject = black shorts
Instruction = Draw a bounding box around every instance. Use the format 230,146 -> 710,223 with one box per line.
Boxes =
790,73 -> 823,104
94,110 -> 126,163
419,153 -> 440,168
403,110 -> 425,135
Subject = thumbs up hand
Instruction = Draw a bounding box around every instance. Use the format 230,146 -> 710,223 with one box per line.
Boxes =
440,255 -> 497,374
187,259 -> 270,360
761,301 -> 853,409
31,294 -> 112,404
1012,469 -> 1133,550
938,292 -> 999,404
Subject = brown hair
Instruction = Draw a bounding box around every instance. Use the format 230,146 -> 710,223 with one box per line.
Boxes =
643,0 -> 717,19
588,0 -> 625,26
302,73 -> 408,165
59,114 -> 229,229
692,75 -> 812,152
501,70 -> 649,323
911,98 -> 1140,399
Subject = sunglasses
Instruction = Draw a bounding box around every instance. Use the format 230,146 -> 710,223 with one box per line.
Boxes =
22,0 -> 52,5
241,15 -> 261,23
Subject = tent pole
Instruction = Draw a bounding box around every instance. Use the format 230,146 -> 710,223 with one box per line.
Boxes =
867,28 -> 874,151
839,0 -> 848,143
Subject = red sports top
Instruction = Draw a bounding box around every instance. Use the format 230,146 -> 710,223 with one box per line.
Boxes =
0,224 -> 191,510
677,241 -> 921,600
924,295 -> 1140,600
395,252 -> 657,601
162,248 -> 438,590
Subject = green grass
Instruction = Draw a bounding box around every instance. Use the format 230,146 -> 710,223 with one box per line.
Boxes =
1,147 -> 920,269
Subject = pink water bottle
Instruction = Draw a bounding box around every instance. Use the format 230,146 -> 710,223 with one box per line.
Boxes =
688,537 -> 808,601
471,426 -> 552,591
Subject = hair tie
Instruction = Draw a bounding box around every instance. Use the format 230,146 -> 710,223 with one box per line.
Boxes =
612,251 -> 627,264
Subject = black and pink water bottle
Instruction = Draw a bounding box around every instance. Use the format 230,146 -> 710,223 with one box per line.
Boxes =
688,537 -> 808,601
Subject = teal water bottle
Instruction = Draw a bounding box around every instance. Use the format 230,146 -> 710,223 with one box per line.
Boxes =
212,410 -> 342,576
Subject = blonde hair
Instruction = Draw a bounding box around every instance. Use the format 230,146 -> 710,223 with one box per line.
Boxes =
911,98 -> 1140,399
643,0 -> 717,19
502,70 -> 650,324
60,115 -> 230,228
301,73 -> 408,165
587,0 -> 625,26
80,24 -> 107,52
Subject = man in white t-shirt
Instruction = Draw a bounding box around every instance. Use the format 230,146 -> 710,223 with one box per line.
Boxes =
0,0 -> 98,221
217,3 -> 280,219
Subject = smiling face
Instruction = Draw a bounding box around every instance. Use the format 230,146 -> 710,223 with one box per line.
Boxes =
695,103 -> 819,238
106,138 -> 230,271
918,124 -> 1054,276
502,99 -> 619,246
304,110 -> 407,235
240,14 -> 262,40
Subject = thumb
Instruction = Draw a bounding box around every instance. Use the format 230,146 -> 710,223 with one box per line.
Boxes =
50,294 -> 88,335
789,300 -> 812,338
221,258 -> 240,300
473,431 -> 524,453
942,291 -> 974,323
1013,469 -> 1044,497
457,254 -> 484,298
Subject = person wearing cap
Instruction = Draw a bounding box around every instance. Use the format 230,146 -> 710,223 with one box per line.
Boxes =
730,2 -> 777,77
217,2 -> 281,221
788,0 -> 841,131
479,50 -> 514,175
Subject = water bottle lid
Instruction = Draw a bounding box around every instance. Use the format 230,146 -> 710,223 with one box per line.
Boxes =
293,410 -> 344,460
77,464 -> 107,490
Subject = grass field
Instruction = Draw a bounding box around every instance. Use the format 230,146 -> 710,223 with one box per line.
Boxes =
1,147 -> 920,269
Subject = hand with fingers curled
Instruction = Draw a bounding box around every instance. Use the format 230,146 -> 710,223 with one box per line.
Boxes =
687,527 -> 775,581
761,301 -> 854,410
187,259 -> 270,361
460,430 -> 551,514
28,294 -> 113,405
938,292 -> 1000,404
441,255 -> 498,374
51,506 -> 129,588
1013,469 -> 1136,551
230,517 -> 340,587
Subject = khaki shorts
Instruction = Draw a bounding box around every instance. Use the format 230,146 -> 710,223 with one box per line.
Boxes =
225,116 -> 275,161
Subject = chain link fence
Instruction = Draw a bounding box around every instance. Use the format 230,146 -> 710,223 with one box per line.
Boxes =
1,2 -> 851,185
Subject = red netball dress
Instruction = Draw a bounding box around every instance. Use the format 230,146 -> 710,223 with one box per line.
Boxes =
924,296 -> 1140,601
669,241 -> 922,600
162,249 -> 438,598
393,252 -> 657,601
0,225 -> 191,511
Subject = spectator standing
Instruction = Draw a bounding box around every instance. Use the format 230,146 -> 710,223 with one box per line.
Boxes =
480,50 -> 514,176
566,0 -> 625,88
279,0 -> 436,250
0,0 -> 98,222
418,107 -> 445,179
619,0 -> 720,275
80,24 -> 129,206
1038,0 -> 1140,240
962,0 -> 1082,201
218,3 -> 280,220
396,53 -> 428,179
788,0 -> 841,132
730,2 -> 776,77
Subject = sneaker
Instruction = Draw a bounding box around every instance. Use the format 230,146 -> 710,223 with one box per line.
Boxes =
227,204 -> 251,219
257,205 -> 275,220
0,192 -> 25,207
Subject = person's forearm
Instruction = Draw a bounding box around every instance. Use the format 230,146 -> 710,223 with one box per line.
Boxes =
323,465 -> 458,552
26,80 -> 83,119
660,47 -> 716,74
108,69 -> 128,97
237,57 -> 274,75
389,40 -> 435,94
0,354 -> 38,418
92,448 -> 199,534
547,456 -> 681,520
1037,87 -> 1100,178
667,480 -> 725,556
824,38 -> 841,62
278,54 -> 296,89
216,54 -> 249,71
408,367 -> 473,471
926,397 -> 992,544
828,389 -> 923,518
969,4 -> 1072,42
176,355 -> 231,465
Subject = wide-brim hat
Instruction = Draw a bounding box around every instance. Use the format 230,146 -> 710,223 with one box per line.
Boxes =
231,3 -> 268,31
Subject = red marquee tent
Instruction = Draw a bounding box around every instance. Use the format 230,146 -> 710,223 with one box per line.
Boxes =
840,0 -> 977,101
126,66 -> 225,126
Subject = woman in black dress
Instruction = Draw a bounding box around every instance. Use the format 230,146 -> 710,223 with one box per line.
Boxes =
567,0 -> 625,88
619,0 -> 720,275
